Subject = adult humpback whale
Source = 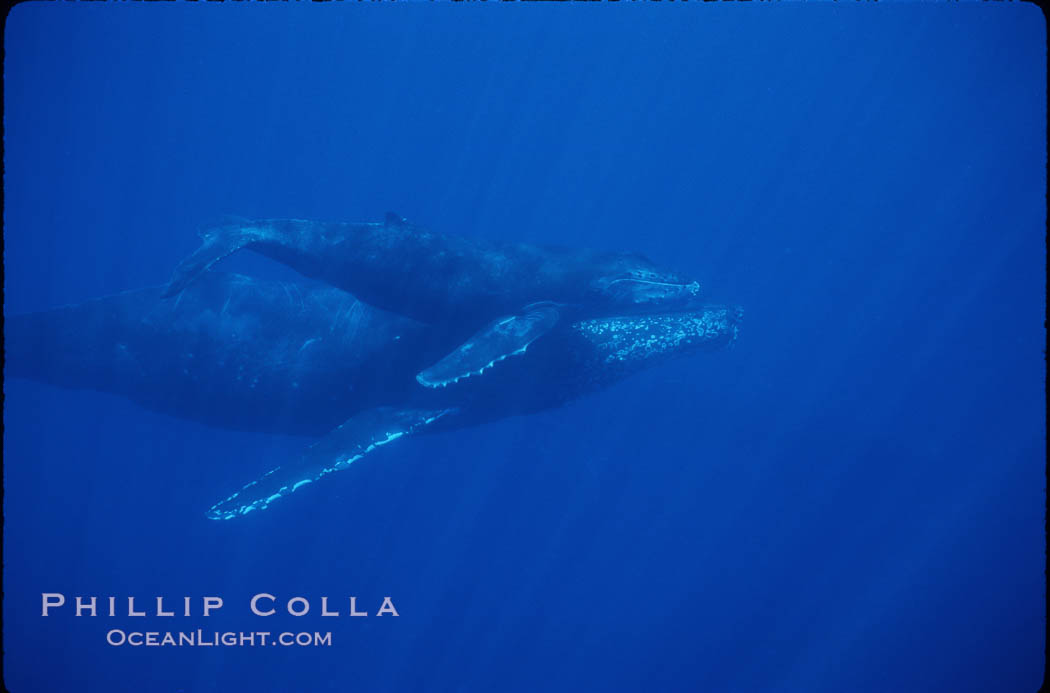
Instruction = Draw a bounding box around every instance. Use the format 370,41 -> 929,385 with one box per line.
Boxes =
162,214 -> 703,389
9,273 -> 741,519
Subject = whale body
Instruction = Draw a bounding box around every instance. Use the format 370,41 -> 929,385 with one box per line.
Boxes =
9,273 -> 741,519
163,214 -> 704,389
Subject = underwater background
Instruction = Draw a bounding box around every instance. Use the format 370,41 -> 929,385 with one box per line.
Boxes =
3,4 -> 1045,692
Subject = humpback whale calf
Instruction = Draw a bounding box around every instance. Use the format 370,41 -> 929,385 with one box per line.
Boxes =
9,273 -> 741,519
162,214 -> 703,389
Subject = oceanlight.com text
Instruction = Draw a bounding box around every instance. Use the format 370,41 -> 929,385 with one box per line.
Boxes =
106,629 -> 332,647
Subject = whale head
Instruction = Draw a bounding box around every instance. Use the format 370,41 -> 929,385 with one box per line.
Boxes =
574,305 -> 742,368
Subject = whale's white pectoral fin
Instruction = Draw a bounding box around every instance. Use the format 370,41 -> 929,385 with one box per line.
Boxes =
206,406 -> 456,520
415,303 -> 561,388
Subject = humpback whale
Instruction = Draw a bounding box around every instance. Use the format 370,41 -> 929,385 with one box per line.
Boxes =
9,273 -> 741,519
8,272 -> 429,435
162,214 -> 703,389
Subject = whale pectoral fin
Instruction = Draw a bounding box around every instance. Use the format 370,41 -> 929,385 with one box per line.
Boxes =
206,406 -> 456,520
162,221 -> 267,298
416,303 -> 561,388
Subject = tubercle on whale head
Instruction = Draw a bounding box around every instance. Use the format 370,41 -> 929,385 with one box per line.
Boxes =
573,304 -> 742,366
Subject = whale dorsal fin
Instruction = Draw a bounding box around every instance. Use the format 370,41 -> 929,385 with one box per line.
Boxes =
416,303 -> 561,388
385,211 -> 407,228
206,406 -> 457,520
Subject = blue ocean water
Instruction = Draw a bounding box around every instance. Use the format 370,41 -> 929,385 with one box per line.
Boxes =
2,4 -> 1044,692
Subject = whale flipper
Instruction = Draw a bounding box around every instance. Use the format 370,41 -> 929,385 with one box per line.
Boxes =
207,406 -> 456,520
162,220 -> 270,298
415,303 -> 561,388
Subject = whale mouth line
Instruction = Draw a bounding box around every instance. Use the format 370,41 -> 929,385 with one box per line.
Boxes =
606,278 -> 696,290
